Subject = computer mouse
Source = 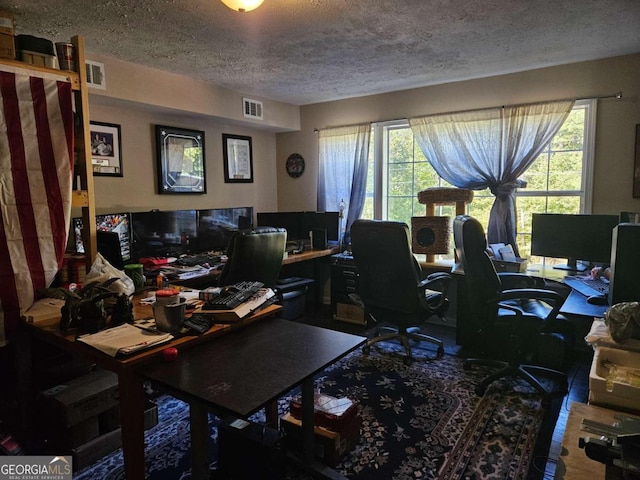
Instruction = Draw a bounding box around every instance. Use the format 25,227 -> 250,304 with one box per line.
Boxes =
220,286 -> 239,295
587,295 -> 609,306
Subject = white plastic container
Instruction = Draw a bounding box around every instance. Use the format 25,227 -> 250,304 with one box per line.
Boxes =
589,346 -> 640,412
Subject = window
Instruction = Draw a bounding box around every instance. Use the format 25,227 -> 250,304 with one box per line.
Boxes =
364,100 -> 596,261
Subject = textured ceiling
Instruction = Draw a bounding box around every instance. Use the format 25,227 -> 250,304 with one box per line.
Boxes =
5,0 -> 640,105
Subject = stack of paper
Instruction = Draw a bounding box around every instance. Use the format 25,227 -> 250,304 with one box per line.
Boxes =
77,323 -> 173,357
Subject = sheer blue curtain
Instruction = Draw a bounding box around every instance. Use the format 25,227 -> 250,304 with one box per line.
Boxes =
409,100 -> 574,255
317,124 -> 370,245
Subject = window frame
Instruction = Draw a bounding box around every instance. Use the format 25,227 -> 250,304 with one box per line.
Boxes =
368,100 -> 597,225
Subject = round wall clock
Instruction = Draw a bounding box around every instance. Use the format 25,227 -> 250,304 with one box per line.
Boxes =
286,153 -> 305,178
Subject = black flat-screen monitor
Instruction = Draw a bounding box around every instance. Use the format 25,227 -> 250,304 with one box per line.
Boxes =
256,211 -> 304,241
96,231 -> 125,270
74,212 -> 132,263
256,211 -> 340,243
196,206 -> 254,251
531,213 -> 619,271
131,210 -> 197,259
303,211 -> 340,242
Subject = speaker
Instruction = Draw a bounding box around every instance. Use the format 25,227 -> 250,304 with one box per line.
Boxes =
311,228 -> 327,250
608,223 -> 640,305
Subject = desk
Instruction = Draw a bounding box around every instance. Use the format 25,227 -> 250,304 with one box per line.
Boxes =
171,246 -> 340,290
525,265 -> 609,318
282,246 -> 340,265
454,264 -> 609,349
138,317 -> 366,480
18,300 -> 282,480
555,402 -> 640,479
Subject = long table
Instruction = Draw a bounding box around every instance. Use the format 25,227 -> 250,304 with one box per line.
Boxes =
171,246 -> 341,290
138,317 -> 366,480
555,402 -> 640,479
18,300 -> 282,480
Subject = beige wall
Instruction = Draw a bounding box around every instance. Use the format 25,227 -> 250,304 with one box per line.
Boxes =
81,52 -> 300,220
87,102 -> 279,219
276,53 -> 640,216
87,53 -> 300,133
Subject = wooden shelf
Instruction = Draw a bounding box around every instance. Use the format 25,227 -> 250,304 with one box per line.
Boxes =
1,35 -> 96,269
0,58 -> 80,90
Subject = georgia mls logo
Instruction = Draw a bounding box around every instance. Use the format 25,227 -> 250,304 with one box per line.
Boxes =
0,455 -> 72,480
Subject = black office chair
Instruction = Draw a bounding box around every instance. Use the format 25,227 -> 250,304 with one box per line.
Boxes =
452,215 -> 572,397
350,219 -> 451,364
218,227 -> 287,288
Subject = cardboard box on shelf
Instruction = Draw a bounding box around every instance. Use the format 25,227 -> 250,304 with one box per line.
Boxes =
71,400 -> 158,472
40,369 -> 119,427
20,49 -> 56,68
0,11 -> 15,36
0,33 -> 15,60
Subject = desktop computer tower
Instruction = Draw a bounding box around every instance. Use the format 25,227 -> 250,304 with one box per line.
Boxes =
608,223 -> 640,305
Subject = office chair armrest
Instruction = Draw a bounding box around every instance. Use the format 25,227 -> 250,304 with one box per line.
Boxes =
498,272 -> 545,290
500,288 -> 565,321
418,272 -> 451,295
418,272 -> 451,313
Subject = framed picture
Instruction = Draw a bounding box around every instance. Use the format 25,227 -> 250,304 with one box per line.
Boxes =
634,124 -> 640,198
90,121 -> 122,176
155,125 -> 206,194
223,134 -> 253,183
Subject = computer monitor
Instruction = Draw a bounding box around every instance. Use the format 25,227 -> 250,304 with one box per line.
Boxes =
256,211 -> 304,241
302,211 -> 340,242
131,210 -> 197,259
73,212 -> 132,263
97,231 -> 125,270
196,206 -> 254,251
256,211 -> 340,243
531,213 -> 619,272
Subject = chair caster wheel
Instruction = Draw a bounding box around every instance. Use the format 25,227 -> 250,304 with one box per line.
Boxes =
403,357 -> 412,366
437,346 -> 444,357
362,345 -> 370,355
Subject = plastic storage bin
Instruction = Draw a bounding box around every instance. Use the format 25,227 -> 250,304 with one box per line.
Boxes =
589,346 -> 640,412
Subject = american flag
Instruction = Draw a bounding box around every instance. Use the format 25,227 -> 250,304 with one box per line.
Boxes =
0,69 -> 74,346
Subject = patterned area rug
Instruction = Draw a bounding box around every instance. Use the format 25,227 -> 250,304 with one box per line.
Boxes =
74,342 -> 563,480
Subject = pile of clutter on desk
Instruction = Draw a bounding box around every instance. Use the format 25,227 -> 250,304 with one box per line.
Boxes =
581,301 -> 640,477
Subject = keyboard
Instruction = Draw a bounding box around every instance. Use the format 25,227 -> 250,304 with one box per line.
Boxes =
202,281 -> 264,310
176,253 -> 222,267
563,275 -> 609,298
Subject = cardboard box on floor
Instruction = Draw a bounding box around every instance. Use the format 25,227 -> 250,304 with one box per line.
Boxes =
280,412 -> 361,468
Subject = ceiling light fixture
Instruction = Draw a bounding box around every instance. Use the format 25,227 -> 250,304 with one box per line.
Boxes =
221,0 -> 264,12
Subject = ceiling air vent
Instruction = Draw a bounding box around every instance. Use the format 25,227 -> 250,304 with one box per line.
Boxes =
85,60 -> 106,90
243,97 -> 263,120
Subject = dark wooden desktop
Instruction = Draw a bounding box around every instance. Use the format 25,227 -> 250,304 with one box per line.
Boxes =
138,317 -> 366,480
172,245 -> 340,290
18,298 -> 282,480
